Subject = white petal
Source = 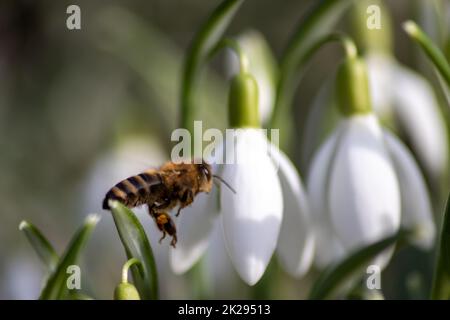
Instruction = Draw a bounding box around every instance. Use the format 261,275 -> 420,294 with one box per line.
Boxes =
391,64 -> 449,178
221,129 -> 283,285
328,115 -> 401,259
307,125 -> 346,268
383,131 -> 436,249
269,145 -> 314,277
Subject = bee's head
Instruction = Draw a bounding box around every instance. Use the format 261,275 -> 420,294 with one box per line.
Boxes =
195,160 -> 236,194
196,160 -> 213,192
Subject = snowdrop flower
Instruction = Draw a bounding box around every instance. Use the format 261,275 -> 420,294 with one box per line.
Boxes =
366,52 -> 448,180
302,58 -> 449,183
351,0 -> 448,180
307,52 -> 436,269
171,61 -> 314,285
226,30 -> 278,124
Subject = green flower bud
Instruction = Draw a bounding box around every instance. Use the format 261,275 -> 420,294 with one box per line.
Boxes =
336,56 -> 372,116
228,72 -> 260,128
114,282 -> 141,300
114,258 -> 141,300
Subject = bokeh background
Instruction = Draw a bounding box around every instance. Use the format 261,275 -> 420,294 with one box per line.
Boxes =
0,0 -> 448,299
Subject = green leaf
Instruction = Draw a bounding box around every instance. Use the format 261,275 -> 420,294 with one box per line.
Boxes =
109,201 -> 158,300
403,21 -> 450,89
270,0 -> 355,144
309,230 -> 408,300
431,193 -> 450,299
19,220 -> 59,272
39,214 -> 100,300
181,0 -> 244,133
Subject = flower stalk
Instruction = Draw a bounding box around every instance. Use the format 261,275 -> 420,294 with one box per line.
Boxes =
270,0 -> 355,135
271,32 -> 362,121
121,258 -> 141,284
115,258 -> 142,300
180,0 -> 245,133
403,21 -> 450,88
271,32 -> 367,117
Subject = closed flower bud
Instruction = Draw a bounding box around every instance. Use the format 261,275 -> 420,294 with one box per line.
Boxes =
114,282 -> 141,300
114,258 -> 141,300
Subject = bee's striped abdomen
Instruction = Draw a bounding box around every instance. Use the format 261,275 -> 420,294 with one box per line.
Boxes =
102,172 -> 161,210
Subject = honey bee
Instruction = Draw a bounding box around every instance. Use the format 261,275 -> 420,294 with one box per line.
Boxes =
103,160 -> 233,247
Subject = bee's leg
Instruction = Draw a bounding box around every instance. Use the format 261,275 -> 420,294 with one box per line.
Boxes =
159,230 -> 167,243
176,190 -> 194,217
154,211 -> 177,246
147,204 -> 156,218
155,212 -> 169,240
148,197 -> 170,214
155,198 -> 171,211
148,205 -> 165,242
170,234 -> 178,248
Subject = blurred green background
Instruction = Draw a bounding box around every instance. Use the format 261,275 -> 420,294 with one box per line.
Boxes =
0,0 -> 448,299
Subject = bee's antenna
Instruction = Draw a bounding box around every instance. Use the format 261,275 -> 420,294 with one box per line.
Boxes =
213,175 -> 236,194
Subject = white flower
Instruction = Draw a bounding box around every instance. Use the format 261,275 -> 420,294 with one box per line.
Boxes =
170,128 -> 314,285
366,53 -> 449,180
220,129 -> 283,284
303,53 -> 449,181
307,113 -> 435,269
226,30 -> 278,124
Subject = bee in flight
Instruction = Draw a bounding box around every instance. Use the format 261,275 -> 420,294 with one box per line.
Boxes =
102,160 -> 234,247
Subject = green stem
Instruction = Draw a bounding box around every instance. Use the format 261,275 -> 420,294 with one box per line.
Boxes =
122,258 -> 141,284
270,0 -> 355,131
273,33 -> 359,126
403,21 -> 450,88
301,33 -> 358,62
270,32 -> 357,130
180,0 -> 244,133
431,193 -> 450,299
